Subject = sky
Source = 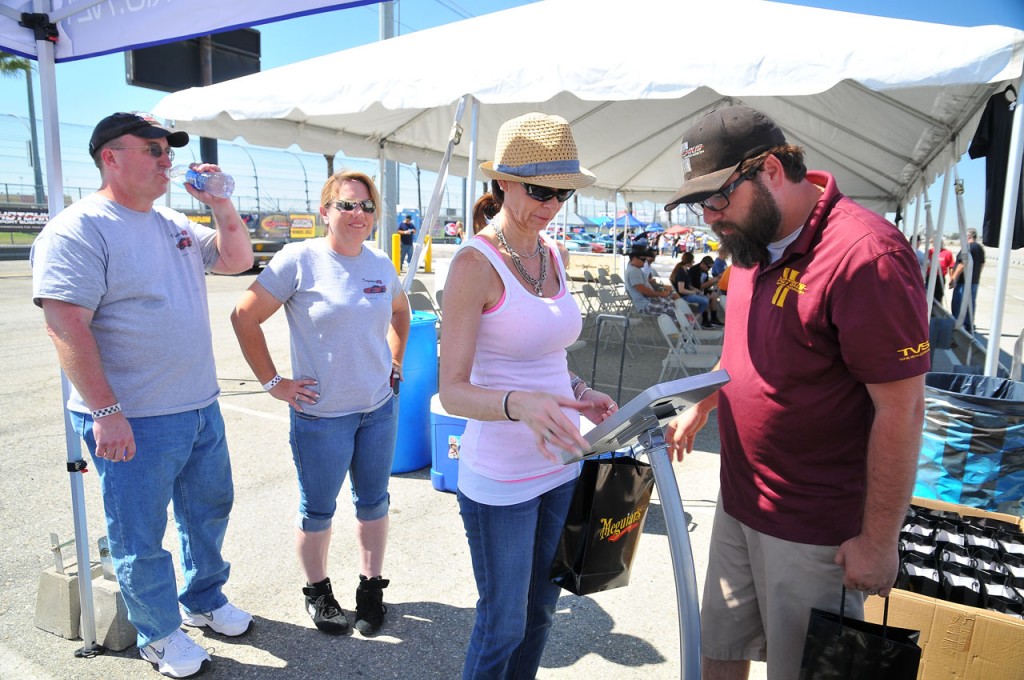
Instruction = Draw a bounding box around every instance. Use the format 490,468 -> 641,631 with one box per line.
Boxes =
1,0 -> 1023,225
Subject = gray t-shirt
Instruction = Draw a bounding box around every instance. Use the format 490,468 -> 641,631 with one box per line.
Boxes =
257,239 -> 401,417
31,193 -> 221,417
624,262 -> 651,311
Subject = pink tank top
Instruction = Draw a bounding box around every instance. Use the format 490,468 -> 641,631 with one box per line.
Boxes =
458,237 -> 583,488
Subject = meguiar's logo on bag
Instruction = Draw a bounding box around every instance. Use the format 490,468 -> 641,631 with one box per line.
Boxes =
599,508 -> 645,542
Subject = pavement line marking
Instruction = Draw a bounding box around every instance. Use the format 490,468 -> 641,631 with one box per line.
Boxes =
219,401 -> 290,424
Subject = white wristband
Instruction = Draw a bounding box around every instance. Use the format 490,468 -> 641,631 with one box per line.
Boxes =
91,402 -> 122,419
262,374 -> 283,391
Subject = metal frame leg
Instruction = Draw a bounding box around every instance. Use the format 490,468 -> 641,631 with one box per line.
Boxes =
592,314 -> 629,403
638,428 -> 701,680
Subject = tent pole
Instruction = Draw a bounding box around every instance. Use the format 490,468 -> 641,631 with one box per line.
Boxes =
984,81 -> 1024,377
466,97 -> 479,231
32,0 -> 102,654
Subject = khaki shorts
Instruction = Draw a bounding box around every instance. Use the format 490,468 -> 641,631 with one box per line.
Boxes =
700,501 -> 864,680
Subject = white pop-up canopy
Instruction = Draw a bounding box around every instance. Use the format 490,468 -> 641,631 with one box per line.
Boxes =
153,0 -> 1024,378
153,0 -> 1023,213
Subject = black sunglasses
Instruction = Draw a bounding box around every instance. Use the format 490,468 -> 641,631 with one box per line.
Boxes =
332,199 -> 376,214
523,183 -> 575,203
687,164 -> 763,217
109,142 -> 174,160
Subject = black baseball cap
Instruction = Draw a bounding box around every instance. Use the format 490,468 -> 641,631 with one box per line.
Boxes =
664,106 -> 786,212
89,112 -> 189,158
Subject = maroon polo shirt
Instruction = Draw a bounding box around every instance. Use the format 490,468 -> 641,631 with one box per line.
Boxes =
718,171 -> 929,546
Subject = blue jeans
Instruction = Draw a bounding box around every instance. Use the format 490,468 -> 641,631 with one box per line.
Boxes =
289,395 -> 398,531
72,402 -> 233,647
458,479 -> 576,680
400,243 -> 413,268
681,294 -> 708,315
951,281 -> 979,331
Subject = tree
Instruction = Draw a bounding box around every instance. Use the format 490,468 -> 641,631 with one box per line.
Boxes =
1,50 -> 45,205
0,50 -> 30,76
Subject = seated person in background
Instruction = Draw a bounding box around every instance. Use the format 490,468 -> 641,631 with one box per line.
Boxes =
669,251 -> 709,318
624,244 -> 676,316
689,255 -> 725,327
711,248 -> 729,277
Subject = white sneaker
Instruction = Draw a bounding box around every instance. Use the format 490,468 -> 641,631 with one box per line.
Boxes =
180,601 -> 254,636
139,629 -> 211,678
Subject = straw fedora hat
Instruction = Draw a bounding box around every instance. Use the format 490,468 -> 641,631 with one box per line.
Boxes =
479,112 -> 596,190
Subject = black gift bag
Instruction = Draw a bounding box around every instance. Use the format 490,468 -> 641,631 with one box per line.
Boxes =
798,588 -> 922,680
549,455 -> 655,596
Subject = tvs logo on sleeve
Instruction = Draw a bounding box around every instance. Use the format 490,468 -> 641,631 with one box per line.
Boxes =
897,342 -> 930,361
772,267 -> 806,308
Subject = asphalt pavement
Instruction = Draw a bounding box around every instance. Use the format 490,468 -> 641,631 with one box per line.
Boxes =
2,242 -> 1020,680
0,248 -> 737,680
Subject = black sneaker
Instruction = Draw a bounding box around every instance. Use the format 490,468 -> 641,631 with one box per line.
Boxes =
302,578 -> 349,635
354,576 -> 389,635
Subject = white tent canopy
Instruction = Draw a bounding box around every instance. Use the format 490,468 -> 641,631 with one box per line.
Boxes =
153,0 -> 1024,213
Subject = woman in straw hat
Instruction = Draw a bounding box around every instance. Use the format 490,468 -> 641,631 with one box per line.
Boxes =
439,112 -> 618,678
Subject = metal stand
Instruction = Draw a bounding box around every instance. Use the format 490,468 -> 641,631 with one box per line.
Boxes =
565,371 -> 730,680
638,429 -> 701,680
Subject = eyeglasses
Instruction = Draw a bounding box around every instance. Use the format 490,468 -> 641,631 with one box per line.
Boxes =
109,143 -> 174,160
523,183 -> 575,203
332,199 -> 376,214
687,165 -> 762,217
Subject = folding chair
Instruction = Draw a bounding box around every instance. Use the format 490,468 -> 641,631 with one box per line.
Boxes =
408,292 -> 441,328
596,285 -> 630,314
656,314 -> 719,381
673,298 -> 723,345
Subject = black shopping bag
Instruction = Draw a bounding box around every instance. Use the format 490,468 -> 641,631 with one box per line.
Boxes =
799,588 -> 922,680
549,455 -> 655,596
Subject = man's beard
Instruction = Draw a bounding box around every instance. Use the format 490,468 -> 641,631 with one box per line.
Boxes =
712,181 -> 781,268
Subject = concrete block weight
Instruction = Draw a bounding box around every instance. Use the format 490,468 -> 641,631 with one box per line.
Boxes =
34,564 -> 136,651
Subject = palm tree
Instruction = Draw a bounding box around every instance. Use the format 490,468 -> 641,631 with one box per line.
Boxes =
1,50 -> 45,205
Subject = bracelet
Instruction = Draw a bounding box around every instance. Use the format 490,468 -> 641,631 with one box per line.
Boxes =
577,387 -> 593,400
91,402 -> 122,419
501,391 -> 519,421
262,374 -> 283,391
569,375 -> 584,394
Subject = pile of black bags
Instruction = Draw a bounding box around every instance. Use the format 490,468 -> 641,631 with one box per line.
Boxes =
897,503 -> 1024,619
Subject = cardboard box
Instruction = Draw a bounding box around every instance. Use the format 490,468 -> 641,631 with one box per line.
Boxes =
864,497 -> 1024,680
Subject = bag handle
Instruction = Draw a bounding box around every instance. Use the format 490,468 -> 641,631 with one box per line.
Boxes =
840,586 -> 891,639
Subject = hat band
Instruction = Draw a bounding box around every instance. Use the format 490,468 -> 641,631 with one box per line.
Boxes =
495,159 -> 580,178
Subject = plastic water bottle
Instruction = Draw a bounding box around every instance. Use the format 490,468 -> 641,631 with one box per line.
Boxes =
165,165 -> 235,199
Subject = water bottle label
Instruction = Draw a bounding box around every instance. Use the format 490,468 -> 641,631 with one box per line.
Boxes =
185,169 -> 207,192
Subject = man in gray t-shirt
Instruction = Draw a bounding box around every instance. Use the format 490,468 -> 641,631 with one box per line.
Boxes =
31,112 -> 254,679
624,245 -> 676,316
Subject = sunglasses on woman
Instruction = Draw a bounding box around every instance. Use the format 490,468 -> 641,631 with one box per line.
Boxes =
332,199 -> 376,213
522,183 -> 575,203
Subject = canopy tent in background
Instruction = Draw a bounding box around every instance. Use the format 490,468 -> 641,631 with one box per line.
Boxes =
153,0 -> 1022,213
666,225 -> 692,236
151,0 -> 1024,377
610,212 -> 649,229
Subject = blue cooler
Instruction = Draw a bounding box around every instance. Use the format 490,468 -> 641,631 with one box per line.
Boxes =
391,311 -> 438,473
430,393 -> 466,493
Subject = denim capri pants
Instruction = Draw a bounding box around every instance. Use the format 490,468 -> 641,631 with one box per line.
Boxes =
289,394 -> 398,532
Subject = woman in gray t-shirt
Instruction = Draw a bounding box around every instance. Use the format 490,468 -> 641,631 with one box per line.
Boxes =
231,171 -> 410,637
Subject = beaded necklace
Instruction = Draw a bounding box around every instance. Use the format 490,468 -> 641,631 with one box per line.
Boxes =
495,226 -> 547,296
